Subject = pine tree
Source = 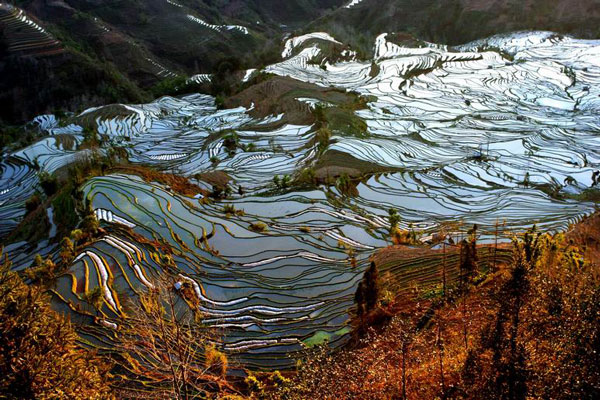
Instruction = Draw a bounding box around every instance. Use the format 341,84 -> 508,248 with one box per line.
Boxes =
354,280 -> 365,317
353,262 -> 380,336
363,261 -> 380,312
460,224 -> 479,281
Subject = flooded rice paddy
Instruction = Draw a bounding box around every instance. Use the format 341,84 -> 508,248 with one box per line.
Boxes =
2,31 -> 600,368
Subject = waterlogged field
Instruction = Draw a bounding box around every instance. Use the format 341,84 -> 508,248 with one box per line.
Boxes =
1,31 -> 599,369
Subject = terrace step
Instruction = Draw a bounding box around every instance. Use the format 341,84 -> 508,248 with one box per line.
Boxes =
0,4 -> 63,56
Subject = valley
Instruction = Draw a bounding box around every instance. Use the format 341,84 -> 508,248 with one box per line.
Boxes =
2,29 -> 600,373
1,1 -> 600,397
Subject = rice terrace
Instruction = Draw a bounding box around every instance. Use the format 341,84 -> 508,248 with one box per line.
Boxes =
1,1 -> 600,398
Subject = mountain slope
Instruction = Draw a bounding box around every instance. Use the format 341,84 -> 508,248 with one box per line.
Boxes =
0,0 -> 349,124
2,0 -> 600,125
0,3 -> 148,123
309,0 -> 600,55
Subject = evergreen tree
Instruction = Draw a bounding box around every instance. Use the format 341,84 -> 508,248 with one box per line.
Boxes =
354,280 -> 365,317
354,261 -> 380,318
460,224 -> 479,280
364,261 -> 380,312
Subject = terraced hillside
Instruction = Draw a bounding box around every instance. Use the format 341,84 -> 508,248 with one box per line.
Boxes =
373,243 -> 514,296
2,30 -> 600,376
0,0 -> 353,124
0,3 -> 148,124
3,0 -> 599,125
0,3 -> 62,56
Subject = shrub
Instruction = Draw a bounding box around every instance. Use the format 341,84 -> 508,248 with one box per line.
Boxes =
315,127 -> 331,152
215,95 -> 225,109
391,227 -> 418,245
249,221 -> 268,233
52,184 -> 78,237
59,237 -> 75,265
25,193 -> 42,214
39,172 -> 58,196
222,204 -> 244,216
245,372 -> 265,394
388,208 -> 400,232
205,344 -> 228,377
297,167 -> 317,185
223,133 -> 239,152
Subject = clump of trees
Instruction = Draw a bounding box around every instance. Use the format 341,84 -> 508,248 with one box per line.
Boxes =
39,171 -> 58,196
273,174 -> 291,189
24,205 -> 102,285
462,225 -> 600,399
335,173 -> 358,197
24,193 -> 42,214
1,246 -> 242,399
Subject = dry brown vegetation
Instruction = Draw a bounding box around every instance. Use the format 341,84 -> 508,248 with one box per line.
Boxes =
111,277 -> 239,399
0,252 -> 114,399
264,214 -> 600,399
114,165 -> 208,198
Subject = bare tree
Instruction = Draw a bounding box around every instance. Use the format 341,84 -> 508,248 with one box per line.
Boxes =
111,277 -> 234,399
437,322 -> 446,399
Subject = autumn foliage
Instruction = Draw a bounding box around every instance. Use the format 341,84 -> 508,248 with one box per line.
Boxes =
0,252 -> 114,399
266,214 -> 600,399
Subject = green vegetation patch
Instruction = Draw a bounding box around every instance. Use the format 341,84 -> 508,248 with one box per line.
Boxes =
51,183 -> 79,239
323,107 -> 368,138
5,197 -> 51,244
302,327 -> 351,348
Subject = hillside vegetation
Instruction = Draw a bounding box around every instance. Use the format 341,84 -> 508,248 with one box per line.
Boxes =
0,0 -> 345,124
3,0 -> 600,124
263,214 -> 600,399
1,2 -> 600,398
308,0 -> 600,56
4,209 -> 599,398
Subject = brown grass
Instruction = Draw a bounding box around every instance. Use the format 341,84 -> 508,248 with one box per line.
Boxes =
267,213 -> 600,399
113,165 -> 208,198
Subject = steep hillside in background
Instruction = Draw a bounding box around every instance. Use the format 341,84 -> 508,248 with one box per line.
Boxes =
1,0 -> 600,125
309,0 -> 600,55
217,0 -> 344,26
0,0 -> 345,124
0,3 -> 148,123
